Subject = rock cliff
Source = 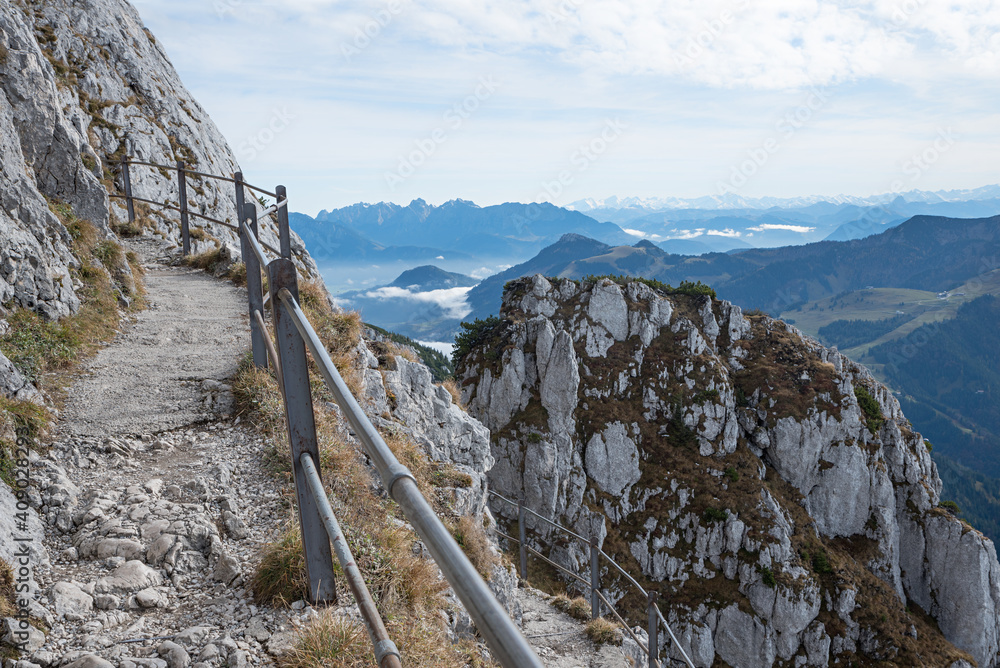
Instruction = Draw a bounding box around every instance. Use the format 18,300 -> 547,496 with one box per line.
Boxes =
458,274 -> 1000,667
0,0 -> 317,393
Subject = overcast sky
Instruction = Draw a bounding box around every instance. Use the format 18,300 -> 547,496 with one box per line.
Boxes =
131,0 -> 1000,216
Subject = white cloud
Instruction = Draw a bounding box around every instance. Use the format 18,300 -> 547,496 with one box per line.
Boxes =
361,285 -> 474,318
623,228 -> 647,237
746,223 -> 815,233
705,228 -> 741,237
417,340 -> 455,356
665,228 -> 706,240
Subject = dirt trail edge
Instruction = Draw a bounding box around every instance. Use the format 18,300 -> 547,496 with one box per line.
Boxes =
25,239 -> 312,668
55,241 -> 247,441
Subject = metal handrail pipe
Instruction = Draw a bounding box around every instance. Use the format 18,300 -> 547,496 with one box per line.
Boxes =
495,529 -> 519,545
594,589 -> 658,668
120,159 -> 246,186
275,289 -> 544,668
522,506 -> 590,544
655,607 -> 696,668
299,453 -> 402,668
487,490 -> 517,507
524,546 -> 591,588
242,182 -> 279,198
241,222 -> 271,269
252,310 -> 282,386
487,490 -> 590,544
599,548 -> 649,598
110,195 -> 283,255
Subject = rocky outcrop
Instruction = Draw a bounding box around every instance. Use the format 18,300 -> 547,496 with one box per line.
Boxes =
0,0 -> 317,398
459,275 -> 1000,667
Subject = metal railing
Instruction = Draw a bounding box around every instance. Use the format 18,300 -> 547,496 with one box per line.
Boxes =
489,491 -> 695,668
110,161 -> 544,668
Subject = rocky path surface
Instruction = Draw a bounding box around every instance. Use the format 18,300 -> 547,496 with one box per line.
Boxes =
55,238 -> 247,441
16,239 -> 313,668
517,588 -> 631,668
7,238 -> 619,668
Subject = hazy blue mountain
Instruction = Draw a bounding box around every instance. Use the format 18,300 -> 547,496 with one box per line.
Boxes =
313,199 -> 633,258
290,212 -> 471,263
389,265 -> 478,290
457,213 -> 1000,323
334,266 -> 479,341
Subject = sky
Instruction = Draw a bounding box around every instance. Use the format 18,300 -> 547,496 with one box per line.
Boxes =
131,0 -> 1000,216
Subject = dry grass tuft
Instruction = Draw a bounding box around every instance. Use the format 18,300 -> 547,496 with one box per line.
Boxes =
280,611 -> 371,668
585,618 -> 622,646
441,378 -> 465,411
0,558 -> 16,618
567,597 -> 592,621
453,515 -> 498,578
550,595 -> 591,620
0,207 -> 144,411
251,526 -> 309,606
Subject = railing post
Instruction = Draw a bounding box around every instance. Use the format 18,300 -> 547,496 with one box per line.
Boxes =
276,185 -> 291,259
234,170 -> 246,228
269,257 -> 337,604
241,204 -> 268,369
648,591 -> 659,668
517,501 -> 528,581
590,535 -> 600,620
176,160 -> 190,255
120,157 -> 135,224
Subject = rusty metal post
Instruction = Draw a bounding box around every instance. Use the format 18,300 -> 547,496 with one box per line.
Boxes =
177,160 -> 190,255
234,170 -> 246,229
518,501 -> 528,581
276,185 -> 291,259
590,535 -> 601,620
648,591 -> 659,668
120,157 -> 135,224
241,204 -> 268,369
269,257 -> 337,604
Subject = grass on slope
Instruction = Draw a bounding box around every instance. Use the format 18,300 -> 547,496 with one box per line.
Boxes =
233,292 -> 497,667
1,202 -> 146,485
781,268 -> 1000,359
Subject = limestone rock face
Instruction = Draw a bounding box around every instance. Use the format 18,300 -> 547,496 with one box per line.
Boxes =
383,358 -> 493,517
459,275 -> 1000,667
0,0 -> 318,399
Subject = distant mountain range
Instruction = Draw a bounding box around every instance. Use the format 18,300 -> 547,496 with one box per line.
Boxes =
295,199 -> 633,261
568,184 -> 1000,214
296,189 -> 1000,268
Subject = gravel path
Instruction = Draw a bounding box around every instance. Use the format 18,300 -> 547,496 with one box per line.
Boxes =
21,239 -> 313,668
15,237 -> 619,668
517,588 -> 631,668
55,239 -> 247,441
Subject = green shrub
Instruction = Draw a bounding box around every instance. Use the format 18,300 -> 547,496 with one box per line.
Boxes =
811,550 -> 833,574
702,507 -> 728,523
452,316 -> 503,366
724,466 -> 739,483
939,500 -> 961,515
693,388 -> 720,404
759,566 -> 775,588
854,385 -> 885,435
